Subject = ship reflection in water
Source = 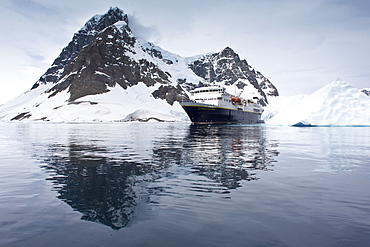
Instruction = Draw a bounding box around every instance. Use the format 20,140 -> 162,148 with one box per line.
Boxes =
184,125 -> 279,190
39,124 -> 279,229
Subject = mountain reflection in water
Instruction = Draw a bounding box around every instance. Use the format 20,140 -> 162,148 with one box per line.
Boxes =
39,123 -> 279,229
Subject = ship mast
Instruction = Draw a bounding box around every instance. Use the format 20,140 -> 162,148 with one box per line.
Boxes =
205,55 -> 212,85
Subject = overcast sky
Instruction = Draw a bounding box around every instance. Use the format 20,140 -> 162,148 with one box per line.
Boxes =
0,0 -> 369,104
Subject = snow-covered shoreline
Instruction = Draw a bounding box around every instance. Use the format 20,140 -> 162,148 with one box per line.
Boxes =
2,79 -> 369,126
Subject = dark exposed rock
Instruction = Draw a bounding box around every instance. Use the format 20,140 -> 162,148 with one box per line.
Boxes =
361,89 -> 370,96
152,85 -> 189,105
145,45 -> 163,59
177,78 -> 207,92
143,42 -> 175,65
162,59 -> 173,65
46,22 -> 172,102
31,7 -> 127,89
11,112 -> 32,121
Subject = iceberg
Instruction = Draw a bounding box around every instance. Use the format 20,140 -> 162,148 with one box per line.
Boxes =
263,79 -> 370,126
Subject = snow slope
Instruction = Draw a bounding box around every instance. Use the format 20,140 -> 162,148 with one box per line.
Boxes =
263,79 -> 370,126
0,83 -> 187,122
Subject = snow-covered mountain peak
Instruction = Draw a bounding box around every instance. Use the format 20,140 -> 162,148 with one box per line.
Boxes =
79,7 -> 127,35
31,7 -> 129,90
0,7 -> 278,122
219,46 -> 240,60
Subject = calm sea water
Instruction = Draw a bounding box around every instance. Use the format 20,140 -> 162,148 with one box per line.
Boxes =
0,122 -> 369,247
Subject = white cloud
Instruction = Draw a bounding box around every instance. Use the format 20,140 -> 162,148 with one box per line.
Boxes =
127,14 -> 161,44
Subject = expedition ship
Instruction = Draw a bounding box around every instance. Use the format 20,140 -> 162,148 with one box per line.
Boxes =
180,85 -> 264,124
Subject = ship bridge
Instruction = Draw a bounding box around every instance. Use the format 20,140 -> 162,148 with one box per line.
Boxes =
190,86 -> 232,107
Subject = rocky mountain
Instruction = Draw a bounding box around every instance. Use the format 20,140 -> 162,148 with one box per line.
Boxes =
32,7 -> 128,89
0,7 -> 278,122
186,47 -> 278,106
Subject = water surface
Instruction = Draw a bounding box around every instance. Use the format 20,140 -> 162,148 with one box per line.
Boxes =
0,123 -> 369,246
